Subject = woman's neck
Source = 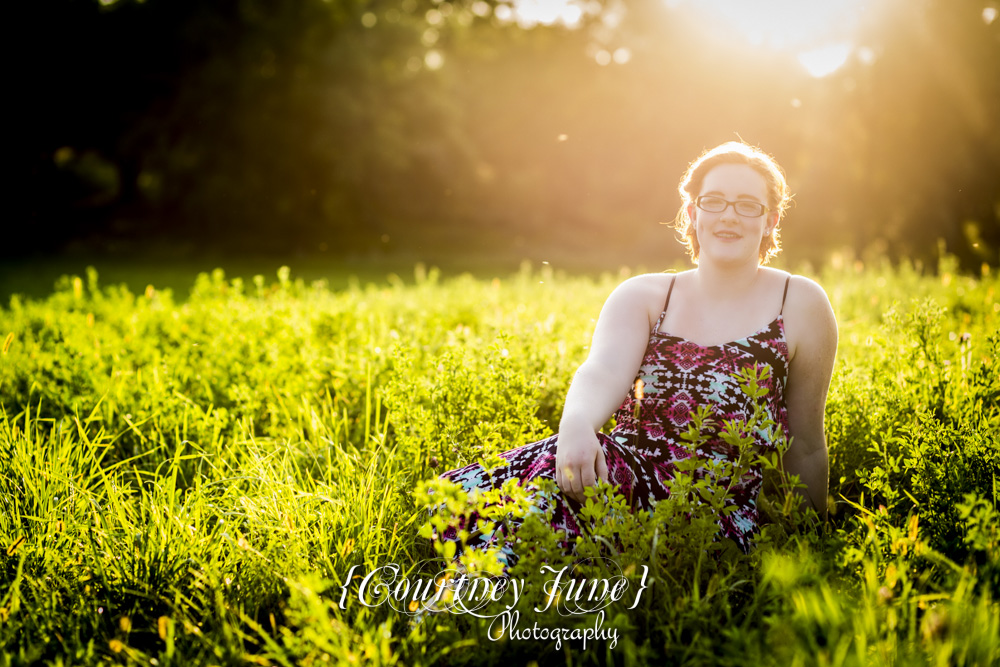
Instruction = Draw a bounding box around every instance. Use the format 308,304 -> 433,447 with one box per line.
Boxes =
692,260 -> 763,301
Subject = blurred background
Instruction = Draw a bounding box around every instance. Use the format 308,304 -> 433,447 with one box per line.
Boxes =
9,0 -> 1000,290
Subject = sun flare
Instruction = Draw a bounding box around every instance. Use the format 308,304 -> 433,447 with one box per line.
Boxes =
511,0 -> 587,28
797,43 -> 854,78
668,0 -> 874,76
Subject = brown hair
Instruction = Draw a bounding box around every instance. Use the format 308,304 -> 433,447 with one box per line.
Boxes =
672,141 -> 792,265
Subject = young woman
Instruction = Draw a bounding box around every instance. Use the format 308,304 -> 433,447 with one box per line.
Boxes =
435,141 -> 838,569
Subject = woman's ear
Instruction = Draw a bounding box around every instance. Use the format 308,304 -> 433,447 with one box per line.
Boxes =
768,212 -> 779,234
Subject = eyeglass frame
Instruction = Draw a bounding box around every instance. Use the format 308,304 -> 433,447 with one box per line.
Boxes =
694,195 -> 770,218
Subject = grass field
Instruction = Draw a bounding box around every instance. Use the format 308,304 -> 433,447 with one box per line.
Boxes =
1,257 -> 998,666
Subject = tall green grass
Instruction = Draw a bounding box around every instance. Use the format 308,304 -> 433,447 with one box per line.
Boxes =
1,259 -> 997,666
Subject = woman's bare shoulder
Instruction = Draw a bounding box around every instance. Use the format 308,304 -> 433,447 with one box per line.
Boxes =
612,273 -> 681,305
603,272 -> 684,326
612,271 -> 688,297
784,274 -> 834,311
781,273 -> 838,360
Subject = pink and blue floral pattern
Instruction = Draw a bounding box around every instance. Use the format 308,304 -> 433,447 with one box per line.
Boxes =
435,277 -> 791,568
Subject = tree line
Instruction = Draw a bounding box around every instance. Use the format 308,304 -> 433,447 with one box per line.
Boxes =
15,0 -> 1000,268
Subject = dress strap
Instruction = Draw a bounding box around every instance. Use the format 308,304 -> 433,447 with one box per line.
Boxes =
779,275 -> 791,315
652,276 -> 676,334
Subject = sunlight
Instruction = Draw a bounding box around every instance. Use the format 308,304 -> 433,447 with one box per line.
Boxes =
669,0 -> 873,76
797,43 -> 853,78
671,0 -> 868,49
512,0 -> 586,28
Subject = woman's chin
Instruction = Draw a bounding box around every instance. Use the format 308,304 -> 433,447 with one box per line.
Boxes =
700,243 -> 758,265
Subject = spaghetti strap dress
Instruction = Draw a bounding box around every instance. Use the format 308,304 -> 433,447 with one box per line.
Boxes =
433,275 -> 792,569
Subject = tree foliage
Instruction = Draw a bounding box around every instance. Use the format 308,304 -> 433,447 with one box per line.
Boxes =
15,0 -> 1000,267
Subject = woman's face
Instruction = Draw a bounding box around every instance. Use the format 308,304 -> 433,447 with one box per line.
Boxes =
687,163 -> 777,266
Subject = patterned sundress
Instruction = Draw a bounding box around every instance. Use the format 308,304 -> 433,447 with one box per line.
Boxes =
434,275 -> 791,569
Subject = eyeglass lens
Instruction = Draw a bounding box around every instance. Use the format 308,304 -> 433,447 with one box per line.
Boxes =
697,196 -> 765,216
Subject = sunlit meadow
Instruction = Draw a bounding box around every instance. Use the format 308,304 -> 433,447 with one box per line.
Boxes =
1,257 -> 998,666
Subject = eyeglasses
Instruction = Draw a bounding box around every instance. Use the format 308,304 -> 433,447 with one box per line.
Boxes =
695,196 -> 768,217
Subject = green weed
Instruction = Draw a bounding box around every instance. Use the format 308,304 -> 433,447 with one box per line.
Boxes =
0,260 -> 997,665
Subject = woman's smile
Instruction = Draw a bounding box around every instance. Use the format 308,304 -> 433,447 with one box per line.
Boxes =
690,163 -> 774,262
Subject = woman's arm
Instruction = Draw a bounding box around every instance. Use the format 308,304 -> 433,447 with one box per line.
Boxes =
555,275 -> 664,504
782,276 -> 839,518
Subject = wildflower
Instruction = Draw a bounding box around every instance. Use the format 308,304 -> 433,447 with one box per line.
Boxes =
921,606 -> 950,641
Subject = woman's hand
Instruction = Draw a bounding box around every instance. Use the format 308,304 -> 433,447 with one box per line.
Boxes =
554,420 -> 609,504
551,274 -> 666,505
